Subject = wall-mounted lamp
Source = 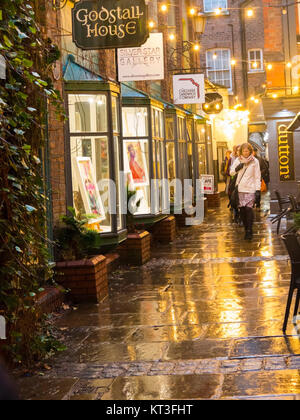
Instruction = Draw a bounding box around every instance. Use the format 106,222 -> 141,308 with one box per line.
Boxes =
52,0 -> 68,10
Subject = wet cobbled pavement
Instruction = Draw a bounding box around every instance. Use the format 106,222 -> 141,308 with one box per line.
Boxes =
16,198 -> 300,400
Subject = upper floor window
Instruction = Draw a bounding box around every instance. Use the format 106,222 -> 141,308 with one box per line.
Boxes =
204,0 -> 228,13
248,49 -> 264,72
206,49 -> 232,90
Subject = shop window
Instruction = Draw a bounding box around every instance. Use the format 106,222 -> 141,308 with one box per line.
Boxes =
70,136 -> 112,233
112,95 -> 119,132
152,141 -> 157,179
197,144 -> 207,176
187,143 -> 194,181
122,107 -> 148,137
187,120 -> 193,141
152,108 -> 164,139
178,117 -> 185,140
123,138 -> 150,215
166,116 -> 175,140
69,94 -> 107,133
114,136 -> 122,230
166,142 -> 176,202
196,125 -> 206,143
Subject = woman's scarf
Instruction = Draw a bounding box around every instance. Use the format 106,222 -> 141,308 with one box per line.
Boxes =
240,155 -> 254,165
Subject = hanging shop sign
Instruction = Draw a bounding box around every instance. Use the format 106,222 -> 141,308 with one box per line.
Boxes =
200,175 -> 214,194
173,74 -> 205,105
277,122 -> 295,182
117,33 -> 164,82
72,0 -> 149,50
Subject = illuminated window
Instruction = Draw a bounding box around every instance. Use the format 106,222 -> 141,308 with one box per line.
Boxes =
204,0 -> 227,13
248,49 -> 263,72
206,49 -> 232,90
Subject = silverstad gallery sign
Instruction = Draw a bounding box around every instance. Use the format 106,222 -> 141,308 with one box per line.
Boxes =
72,0 -> 149,50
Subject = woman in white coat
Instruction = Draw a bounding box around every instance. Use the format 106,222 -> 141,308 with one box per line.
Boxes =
230,143 -> 261,240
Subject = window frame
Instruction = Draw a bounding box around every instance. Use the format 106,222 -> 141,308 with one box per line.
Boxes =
206,48 -> 233,91
65,86 -> 126,237
248,49 -> 264,72
203,0 -> 228,13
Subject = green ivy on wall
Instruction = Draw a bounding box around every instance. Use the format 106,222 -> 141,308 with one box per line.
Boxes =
0,0 -> 64,364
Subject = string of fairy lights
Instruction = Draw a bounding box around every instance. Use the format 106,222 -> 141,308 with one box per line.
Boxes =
148,2 -> 300,107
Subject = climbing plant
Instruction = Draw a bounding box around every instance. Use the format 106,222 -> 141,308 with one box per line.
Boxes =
0,0 -> 63,364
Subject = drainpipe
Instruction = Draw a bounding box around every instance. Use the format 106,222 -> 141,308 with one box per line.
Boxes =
240,0 -> 252,104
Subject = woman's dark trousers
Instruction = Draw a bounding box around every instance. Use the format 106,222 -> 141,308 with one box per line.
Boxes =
240,206 -> 254,240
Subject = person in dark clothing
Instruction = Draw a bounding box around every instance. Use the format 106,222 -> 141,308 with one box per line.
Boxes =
253,148 -> 270,208
221,150 -> 232,195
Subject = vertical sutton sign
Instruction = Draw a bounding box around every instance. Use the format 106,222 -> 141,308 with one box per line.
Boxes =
277,122 -> 295,182
72,0 -> 149,50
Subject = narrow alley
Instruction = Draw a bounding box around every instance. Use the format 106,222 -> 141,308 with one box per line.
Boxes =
16,198 -> 300,400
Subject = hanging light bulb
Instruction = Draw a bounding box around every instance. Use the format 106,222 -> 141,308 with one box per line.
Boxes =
246,8 -> 254,17
161,4 -> 168,12
267,64 -> 273,70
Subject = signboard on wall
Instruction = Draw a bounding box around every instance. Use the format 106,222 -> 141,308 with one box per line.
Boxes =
173,74 -> 205,105
117,33 -> 164,82
72,0 -> 149,50
277,122 -> 295,182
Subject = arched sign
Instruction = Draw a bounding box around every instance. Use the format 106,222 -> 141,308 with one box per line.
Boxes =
72,0 -> 149,50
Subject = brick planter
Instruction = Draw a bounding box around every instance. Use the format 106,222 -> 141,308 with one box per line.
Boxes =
35,286 -> 64,315
152,216 -> 176,243
119,231 -> 151,266
175,208 -> 196,228
205,192 -> 221,208
55,255 -> 108,303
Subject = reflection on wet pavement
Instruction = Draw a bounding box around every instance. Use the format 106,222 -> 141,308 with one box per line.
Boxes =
16,198 -> 300,400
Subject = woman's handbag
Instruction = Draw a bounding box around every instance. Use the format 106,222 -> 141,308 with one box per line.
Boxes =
229,166 -> 248,210
261,179 -> 267,193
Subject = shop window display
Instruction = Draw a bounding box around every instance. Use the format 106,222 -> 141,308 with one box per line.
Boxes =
68,94 -> 112,233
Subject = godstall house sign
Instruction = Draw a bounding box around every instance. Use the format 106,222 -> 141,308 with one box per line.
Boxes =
72,0 -> 149,50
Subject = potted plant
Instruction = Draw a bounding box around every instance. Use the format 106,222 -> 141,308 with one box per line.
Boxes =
118,186 -> 151,266
54,208 -> 108,303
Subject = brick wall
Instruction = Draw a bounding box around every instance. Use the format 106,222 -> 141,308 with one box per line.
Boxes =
198,0 -> 267,104
262,0 -> 285,89
44,2 -> 66,224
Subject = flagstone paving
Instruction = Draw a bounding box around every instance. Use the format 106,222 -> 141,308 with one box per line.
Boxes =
15,198 -> 300,400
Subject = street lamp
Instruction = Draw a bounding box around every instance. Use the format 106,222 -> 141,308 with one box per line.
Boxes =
194,12 -> 207,40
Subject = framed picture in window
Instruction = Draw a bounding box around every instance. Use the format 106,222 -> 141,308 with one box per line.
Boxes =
124,140 -> 149,187
75,157 -> 105,222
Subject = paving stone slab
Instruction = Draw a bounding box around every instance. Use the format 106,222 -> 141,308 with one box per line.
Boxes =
101,374 -> 222,400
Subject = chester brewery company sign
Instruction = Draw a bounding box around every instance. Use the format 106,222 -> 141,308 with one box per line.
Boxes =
72,0 -> 149,50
